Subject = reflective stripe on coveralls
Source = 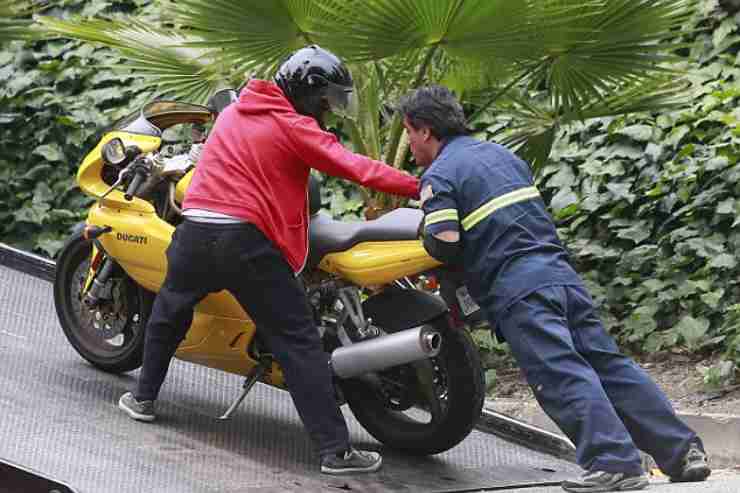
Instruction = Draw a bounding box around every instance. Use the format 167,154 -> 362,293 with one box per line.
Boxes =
461,186 -> 540,231
424,209 -> 459,227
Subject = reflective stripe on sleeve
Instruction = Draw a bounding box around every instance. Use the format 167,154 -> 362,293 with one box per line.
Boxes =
461,186 -> 540,231
424,209 -> 459,227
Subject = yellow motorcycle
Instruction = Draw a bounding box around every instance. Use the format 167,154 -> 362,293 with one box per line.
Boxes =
53,95 -> 485,455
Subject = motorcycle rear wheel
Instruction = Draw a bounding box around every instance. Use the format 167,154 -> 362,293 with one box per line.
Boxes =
341,317 -> 485,455
54,233 -> 152,373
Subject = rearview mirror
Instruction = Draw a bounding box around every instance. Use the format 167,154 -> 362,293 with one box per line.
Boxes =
207,88 -> 238,114
101,138 -> 127,166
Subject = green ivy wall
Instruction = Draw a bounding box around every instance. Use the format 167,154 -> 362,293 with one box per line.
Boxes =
1,0 -> 739,365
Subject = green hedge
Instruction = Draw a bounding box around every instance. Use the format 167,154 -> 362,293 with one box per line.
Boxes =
471,3 -> 740,379
0,0 -> 153,256
534,6 -> 740,361
1,0 -> 739,371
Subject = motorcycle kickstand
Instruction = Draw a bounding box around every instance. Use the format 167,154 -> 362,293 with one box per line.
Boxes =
218,355 -> 272,421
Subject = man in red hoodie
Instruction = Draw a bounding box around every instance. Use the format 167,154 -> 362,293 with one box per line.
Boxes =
118,45 -> 419,475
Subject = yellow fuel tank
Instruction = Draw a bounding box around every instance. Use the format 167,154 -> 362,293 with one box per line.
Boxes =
175,169 -> 193,203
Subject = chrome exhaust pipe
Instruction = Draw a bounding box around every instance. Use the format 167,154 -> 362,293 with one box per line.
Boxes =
330,325 -> 442,379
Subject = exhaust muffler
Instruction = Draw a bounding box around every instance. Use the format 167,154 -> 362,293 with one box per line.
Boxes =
330,325 -> 442,379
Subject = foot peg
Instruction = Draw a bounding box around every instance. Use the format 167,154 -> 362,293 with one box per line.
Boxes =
218,355 -> 272,420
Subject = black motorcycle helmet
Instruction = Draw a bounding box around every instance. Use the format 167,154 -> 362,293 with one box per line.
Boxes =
274,45 -> 357,126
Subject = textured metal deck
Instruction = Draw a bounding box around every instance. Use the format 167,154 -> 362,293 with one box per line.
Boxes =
0,264 -> 580,492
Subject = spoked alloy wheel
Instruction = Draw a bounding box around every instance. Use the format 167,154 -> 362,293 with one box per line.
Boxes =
341,317 -> 485,455
53,233 -> 152,373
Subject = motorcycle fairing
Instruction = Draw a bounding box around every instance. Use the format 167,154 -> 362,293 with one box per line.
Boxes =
78,101 -> 212,211
87,204 -> 284,384
78,131 -> 161,212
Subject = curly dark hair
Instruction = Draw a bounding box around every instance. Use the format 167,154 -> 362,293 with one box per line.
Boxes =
397,85 -> 471,140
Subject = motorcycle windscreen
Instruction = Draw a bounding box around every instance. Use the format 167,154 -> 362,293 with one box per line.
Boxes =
107,101 -> 212,136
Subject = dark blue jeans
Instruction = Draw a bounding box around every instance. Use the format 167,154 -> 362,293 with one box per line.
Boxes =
136,219 -> 350,457
497,285 -> 700,476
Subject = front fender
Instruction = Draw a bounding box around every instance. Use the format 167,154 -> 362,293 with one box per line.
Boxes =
57,222 -> 86,259
362,287 -> 448,333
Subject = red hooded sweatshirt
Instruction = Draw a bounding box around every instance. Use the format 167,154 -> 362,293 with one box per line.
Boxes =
183,80 -> 420,272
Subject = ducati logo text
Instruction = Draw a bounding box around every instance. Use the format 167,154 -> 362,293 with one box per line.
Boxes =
117,232 -> 148,245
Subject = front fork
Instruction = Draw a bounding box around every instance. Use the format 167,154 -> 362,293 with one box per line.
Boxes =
83,256 -> 114,308
80,225 -> 115,308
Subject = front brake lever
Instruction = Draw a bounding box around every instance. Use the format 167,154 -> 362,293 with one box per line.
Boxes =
99,168 -> 131,200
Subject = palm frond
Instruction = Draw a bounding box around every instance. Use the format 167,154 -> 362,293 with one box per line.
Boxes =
439,56 -> 517,103
310,0 -> 464,61
489,93 -> 560,173
443,0 -> 586,63
377,48 -> 431,99
0,0 -> 35,42
523,0 -> 696,116
29,0 -> 699,178
574,77 -> 692,120
486,73 -> 691,173
170,0 -> 321,79
38,16 -> 228,103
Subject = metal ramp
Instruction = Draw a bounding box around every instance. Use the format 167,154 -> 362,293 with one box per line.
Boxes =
0,263 -> 579,492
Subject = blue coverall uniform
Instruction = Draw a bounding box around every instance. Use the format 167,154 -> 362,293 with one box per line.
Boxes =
421,135 -> 700,477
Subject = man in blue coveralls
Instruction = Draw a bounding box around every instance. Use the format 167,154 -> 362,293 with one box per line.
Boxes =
398,85 -> 711,492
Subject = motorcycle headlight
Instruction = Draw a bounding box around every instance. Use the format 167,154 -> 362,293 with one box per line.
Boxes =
102,138 -> 127,166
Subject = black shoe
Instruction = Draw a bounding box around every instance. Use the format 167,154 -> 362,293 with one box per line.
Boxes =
320,448 -> 382,475
118,392 -> 156,422
561,470 -> 649,492
670,441 -> 711,483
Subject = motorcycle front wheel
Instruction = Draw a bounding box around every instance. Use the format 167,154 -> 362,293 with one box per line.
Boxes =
340,317 -> 485,455
54,232 -> 152,373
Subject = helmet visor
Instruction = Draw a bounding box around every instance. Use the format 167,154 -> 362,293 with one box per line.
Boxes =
324,79 -> 359,120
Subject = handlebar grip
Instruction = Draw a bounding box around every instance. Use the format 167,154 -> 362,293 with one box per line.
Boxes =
124,171 -> 145,201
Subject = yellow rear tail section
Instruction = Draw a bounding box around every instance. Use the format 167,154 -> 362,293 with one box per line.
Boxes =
319,240 -> 440,286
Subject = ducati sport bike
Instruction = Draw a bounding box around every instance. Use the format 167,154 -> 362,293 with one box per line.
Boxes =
54,93 -> 486,454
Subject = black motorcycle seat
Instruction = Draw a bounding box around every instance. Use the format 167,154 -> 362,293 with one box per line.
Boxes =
307,208 -> 424,268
